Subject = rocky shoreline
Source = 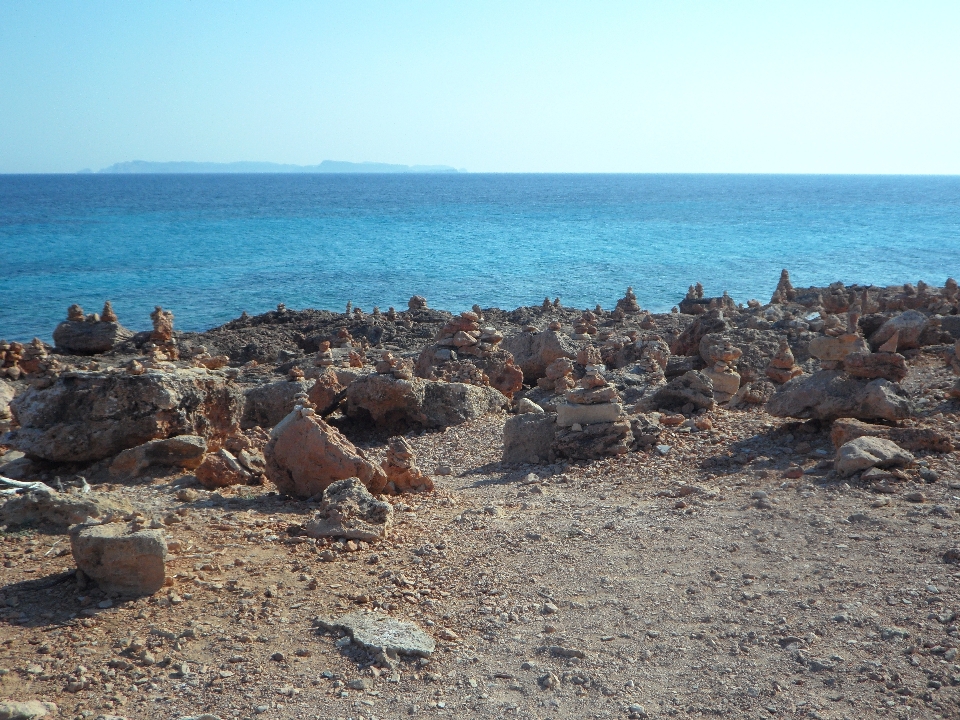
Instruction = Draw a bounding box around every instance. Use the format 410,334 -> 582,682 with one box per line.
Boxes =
2,272 -> 960,720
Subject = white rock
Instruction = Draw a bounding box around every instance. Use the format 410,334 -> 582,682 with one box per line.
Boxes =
555,402 -> 622,427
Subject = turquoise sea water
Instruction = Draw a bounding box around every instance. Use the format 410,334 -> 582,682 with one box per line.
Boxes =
1,174 -> 959,342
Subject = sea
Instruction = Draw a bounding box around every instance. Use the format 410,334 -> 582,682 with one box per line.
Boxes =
2,174 -> 959,343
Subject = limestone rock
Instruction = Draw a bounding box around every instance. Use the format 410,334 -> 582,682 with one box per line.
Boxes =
630,413 -> 663,449
0,379 -> 14,428
767,370 -> 914,421
266,408 -> 386,498
110,435 -> 207,477
195,448 -> 251,489
0,700 -> 58,720
308,369 -> 346,415
502,413 -> 557,464
671,310 -> 730,356
869,310 -> 931,351
699,334 -> 742,366
500,330 -> 577,381
243,379 -> 314,429
315,610 -> 435,658
7,369 -> 244,463
808,333 -> 870,362
70,523 -> 167,595
556,401 -> 623,427
646,371 -> 715,411
830,418 -> 953,452
552,420 -> 632,460
835,436 -> 914,477
0,490 -> 132,530
702,364 -> 741,402
515,397 -> 544,414
53,317 -> 134,355
841,352 -> 908,382
766,338 -> 803,384
304,478 -> 393,540
382,436 -> 433,493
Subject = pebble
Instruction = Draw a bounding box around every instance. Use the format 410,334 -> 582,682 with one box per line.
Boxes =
904,492 -> 926,503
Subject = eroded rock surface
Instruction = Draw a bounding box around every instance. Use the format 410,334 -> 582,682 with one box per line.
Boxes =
305,478 -> 394,540
70,523 -> 167,595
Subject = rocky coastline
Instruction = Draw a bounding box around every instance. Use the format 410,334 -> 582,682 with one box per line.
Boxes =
3,272 -> 960,719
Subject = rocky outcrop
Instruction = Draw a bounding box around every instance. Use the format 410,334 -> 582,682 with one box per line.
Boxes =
265,406 -> 386,498
345,374 -> 506,428
0,490 -> 132,529
0,700 -> 58,720
501,330 -> 577,381
679,284 -> 736,315
835,436 -> 914,477
382,436 -> 433,493
70,522 -> 167,595
243,379 -> 313,428
502,413 -> 558,464
109,435 -> 207,477
8,369 -> 244,463
830,418 -> 953,453
304,478 -> 394,541
767,370 -> 913,421
195,448 -> 251,488
307,369 -> 347,415
869,310 -> 934,351
52,303 -> 133,355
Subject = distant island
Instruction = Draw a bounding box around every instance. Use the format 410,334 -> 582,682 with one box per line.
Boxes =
96,160 -> 461,174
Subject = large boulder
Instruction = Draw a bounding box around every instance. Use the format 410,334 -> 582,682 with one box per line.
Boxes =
304,478 -> 394,541
243,379 -> 314,429
835,436 -> 914,477
53,320 -> 134,355
644,371 -> 715,411
70,523 -> 167,595
552,419 -> 632,460
7,369 -> 244,463
345,375 -> 506,429
265,407 -> 386,498
109,435 -> 207,477
502,413 -> 558,464
767,370 -> 913,421
869,310 -> 932,351
195,448 -> 251,489
841,352 -> 908,382
830,417 -> 953,452
500,330 -> 577,381
0,490 -> 132,530
808,334 -> 870,362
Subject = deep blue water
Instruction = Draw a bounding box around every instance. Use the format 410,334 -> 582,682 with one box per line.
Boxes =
2,174 -> 959,343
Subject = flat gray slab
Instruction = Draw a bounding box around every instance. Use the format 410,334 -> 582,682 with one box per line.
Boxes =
318,611 -> 435,658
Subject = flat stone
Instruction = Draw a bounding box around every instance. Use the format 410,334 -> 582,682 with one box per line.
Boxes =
0,490 -> 133,530
70,523 -> 167,595
316,611 -> 435,658
555,402 -> 622,427
0,701 -> 58,720
835,436 -> 914,477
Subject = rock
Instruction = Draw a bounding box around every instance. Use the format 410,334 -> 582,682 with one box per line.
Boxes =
70,523 -> 167,595
382,436 -> 433,493
835,437 -> 914,477
671,310 -> 729,356
316,610 -> 435,659
194,449 -> 251,489
808,334 -> 870,362
243,380 -> 313,429
699,334 -> 742,366
0,701 -> 58,720
767,370 -> 913,421
0,379 -> 16,427
553,419 -> 632,459
0,490 -> 132,530
265,408 -> 386,498
408,295 -> 428,311
307,369 -> 346,415
841,352 -> 908,382
345,374 -> 506,429
766,338 -> 803,384
702,364 -> 740,402
500,330 -> 577,381
830,418 -> 953,452
645,371 -> 715,411
770,269 -> 796,304
7,369 -> 244,463
870,310 -> 931,351
305,478 -> 394,540
502,413 -> 558,464
53,318 -> 133,355
631,413 -> 663,448
556,401 -> 623,427
110,435 -> 207,477
515,398 -> 544,414
729,380 -> 776,407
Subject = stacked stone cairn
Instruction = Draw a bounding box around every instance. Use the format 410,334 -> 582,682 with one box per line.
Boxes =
376,351 -> 415,380
572,311 -> 599,339
553,364 -> 632,459
316,341 -> 335,368
699,335 -> 743,404
766,338 -> 803,384
537,357 -> 576,392
381,436 -> 434,494
0,338 -> 55,380
145,306 -> 178,360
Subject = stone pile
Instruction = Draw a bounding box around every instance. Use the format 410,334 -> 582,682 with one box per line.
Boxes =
769,269 -> 796,304
305,478 -> 394,541
1,338 -> 57,381
766,338 -> 803,384
614,286 -> 641,315
381,436 -> 434,493
408,295 -> 428,311
679,284 -> 736,315
145,305 -> 178,360
52,302 -> 133,355
536,357 -> 576,392
316,341 -> 335,367
699,334 -> 743,404
572,311 -> 598,339
551,365 -> 632,459
376,351 -> 414,380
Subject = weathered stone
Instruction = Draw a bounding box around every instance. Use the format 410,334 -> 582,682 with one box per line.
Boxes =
702,365 -> 740,400
630,413 -> 663,448
830,418 -> 953,452
767,370 -> 913,421
53,320 -> 133,355
869,310 -> 931,351
699,334 -> 742,365
0,379 -> 14,427
243,380 -> 313,429
110,435 -> 207,477
0,701 -> 58,720
553,420 -> 632,459
500,330 -> 577,381
770,269 -> 796,304
671,310 -> 730,356
307,369 -> 346,415
0,490 -> 132,529
304,478 -> 393,540
7,369 -> 244,463
266,408 -> 386,497
841,352 -> 908,382
195,449 -> 251,489
556,401 -> 622,427
502,413 -> 557,464
808,334 -> 870,362
316,610 -> 435,658
515,397 -> 544,414
70,523 -> 167,595
382,436 -> 433,493
646,371 -> 715,411
835,436 -> 914,477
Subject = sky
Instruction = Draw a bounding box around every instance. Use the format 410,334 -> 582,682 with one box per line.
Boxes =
1,1 -> 958,174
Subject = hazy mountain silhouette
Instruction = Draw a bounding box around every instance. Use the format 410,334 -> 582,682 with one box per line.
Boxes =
97,160 -> 460,174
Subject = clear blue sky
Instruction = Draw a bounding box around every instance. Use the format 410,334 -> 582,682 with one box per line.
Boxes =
1,1 -> 958,173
